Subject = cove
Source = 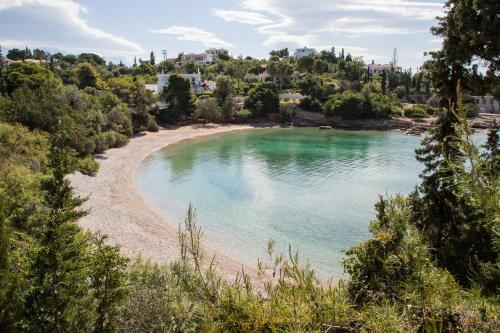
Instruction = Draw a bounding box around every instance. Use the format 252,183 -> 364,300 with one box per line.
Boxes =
135,128 -> 423,278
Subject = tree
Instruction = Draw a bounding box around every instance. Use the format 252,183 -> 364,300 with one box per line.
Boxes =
269,48 -> 289,59
6,48 -> 26,61
4,62 -> 61,94
25,125 -> 94,332
244,82 -> 279,117
78,53 -> 105,66
160,75 -> 195,122
412,1 -> 500,289
297,56 -> 315,73
149,51 -> 155,66
75,62 -> 99,89
33,49 -> 47,60
226,58 -> 248,90
194,98 -> 222,122
91,234 -> 129,333
0,46 -> 6,95
214,76 -> 233,105
267,61 -> 293,91
381,70 -> 387,94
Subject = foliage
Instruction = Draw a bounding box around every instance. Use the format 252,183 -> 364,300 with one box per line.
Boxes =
75,62 -> 100,89
405,105 -> 428,118
214,76 -> 233,105
160,75 -> 196,122
244,82 -> 280,117
194,98 -> 223,123
77,156 -> 99,176
324,89 -> 397,119
4,62 -> 61,94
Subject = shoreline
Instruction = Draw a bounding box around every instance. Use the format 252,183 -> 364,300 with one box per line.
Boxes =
70,124 -> 266,282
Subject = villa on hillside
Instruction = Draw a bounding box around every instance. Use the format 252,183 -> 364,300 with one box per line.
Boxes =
366,62 -> 403,75
294,47 -> 318,58
179,48 -> 228,66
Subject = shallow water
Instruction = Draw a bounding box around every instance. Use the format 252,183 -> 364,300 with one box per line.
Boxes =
136,128 -> 425,278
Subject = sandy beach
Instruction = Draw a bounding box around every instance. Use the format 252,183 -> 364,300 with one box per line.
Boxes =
69,124 -> 261,281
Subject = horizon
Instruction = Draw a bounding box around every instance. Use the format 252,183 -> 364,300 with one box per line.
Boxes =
0,0 -> 445,70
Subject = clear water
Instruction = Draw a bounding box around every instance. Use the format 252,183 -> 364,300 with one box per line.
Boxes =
135,128 -> 423,279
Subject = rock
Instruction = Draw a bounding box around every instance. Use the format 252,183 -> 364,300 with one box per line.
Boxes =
319,126 -> 333,130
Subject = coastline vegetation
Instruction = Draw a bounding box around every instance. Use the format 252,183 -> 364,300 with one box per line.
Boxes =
0,1 -> 499,332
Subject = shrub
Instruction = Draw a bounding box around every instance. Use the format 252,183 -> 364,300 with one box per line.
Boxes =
299,97 -> 323,112
194,98 -> 223,123
94,131 -> 128,153
244,82 -> 280,117
404,105 -> 428,118
77,156 -> 99,176
324,90 -> 395,119
233,109 -> 252,123
146,116 -> 159,132
280,104 -> 295,121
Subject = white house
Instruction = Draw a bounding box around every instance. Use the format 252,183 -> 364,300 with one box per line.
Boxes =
156,73 -> 202,94
474,96 -> 500,114
205,48 -> 228,60
293,47 -> 318,58
366,63 -> 402,75
180,53 -> 213,66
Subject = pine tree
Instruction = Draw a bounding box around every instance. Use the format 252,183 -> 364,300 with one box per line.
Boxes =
25,124 -> 94,332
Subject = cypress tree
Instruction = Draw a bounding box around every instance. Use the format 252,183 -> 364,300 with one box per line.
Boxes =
25,124 -> 94,332
149,51 -> 155,65
381,71 -> 387,94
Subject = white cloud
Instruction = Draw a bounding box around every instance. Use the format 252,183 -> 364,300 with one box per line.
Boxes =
263,34 -> 315,47
0,0 -> 143,55
211,9 -> 274,25
335,0 -> 443,21
237,0 -> 443,46
151,26 -> 233,48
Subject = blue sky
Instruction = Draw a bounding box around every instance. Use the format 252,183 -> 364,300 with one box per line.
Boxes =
0,0 -> 445,69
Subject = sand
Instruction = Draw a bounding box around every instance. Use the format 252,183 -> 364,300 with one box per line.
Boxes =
69,124 -> 263,281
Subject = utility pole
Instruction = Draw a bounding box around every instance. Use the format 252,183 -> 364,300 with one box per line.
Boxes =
392,48 -> 398,68
161,50 -> 167,74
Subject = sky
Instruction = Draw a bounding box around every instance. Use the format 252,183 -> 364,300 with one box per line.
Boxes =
0,0 -> 446,70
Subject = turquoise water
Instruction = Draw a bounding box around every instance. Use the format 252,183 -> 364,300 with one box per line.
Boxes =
136,128 -> 423,278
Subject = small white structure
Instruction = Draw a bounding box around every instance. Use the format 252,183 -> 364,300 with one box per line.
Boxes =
474,96 -> 500,114
293,47 -> 318,58
156,73 -> 202,94
366,63 -> 402,75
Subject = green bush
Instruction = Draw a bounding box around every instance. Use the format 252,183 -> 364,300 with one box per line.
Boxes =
324,89 -> 396,119
404,105 -> 428,118
77,156 -> 99,176
298,97 -> 323,112
146,116 -> 159,132
233,109 -> 252,123
244,82 -> 280,117
194,98 -> 223,122
280,104 -> 295,121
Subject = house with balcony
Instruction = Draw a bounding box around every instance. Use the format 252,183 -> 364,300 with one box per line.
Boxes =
293,47 -> 318,59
